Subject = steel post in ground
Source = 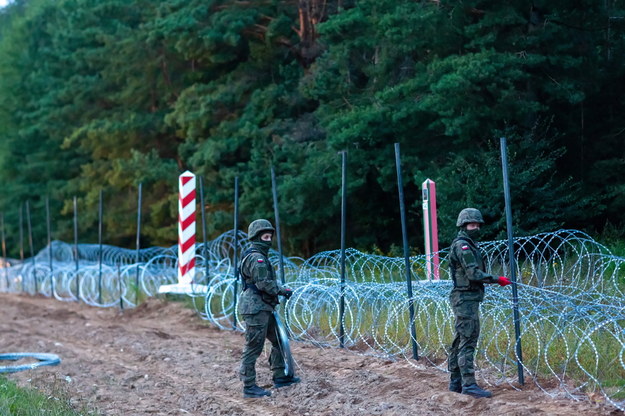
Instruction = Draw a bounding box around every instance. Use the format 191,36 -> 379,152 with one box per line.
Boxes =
339,151 -> 347,349
394,143 -> 419,360
199,176 -> 209,285
500,137 -> 525,386
118,263 -> 124,311
198,175 -> 212,319
135,183 -> 142,304
271,167 -> 290,334
19,205 -> 24,292
98,190 -> 103,306
25,201 -> 37,294
19,205 -> 24,261
232,176 -> 240,329
0,213 -> 8,289
73,196 -> 80,301
46,197 -> 54,297
271,168 -> 286,286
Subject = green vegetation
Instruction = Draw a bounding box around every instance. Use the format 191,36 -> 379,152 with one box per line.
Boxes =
0,375 -> 97,415
1,0 -> 624,258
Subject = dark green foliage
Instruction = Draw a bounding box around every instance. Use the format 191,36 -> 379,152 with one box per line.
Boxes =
0,0 -> 623,256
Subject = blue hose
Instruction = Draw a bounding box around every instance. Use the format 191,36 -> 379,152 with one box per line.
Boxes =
0,353 -> 61,373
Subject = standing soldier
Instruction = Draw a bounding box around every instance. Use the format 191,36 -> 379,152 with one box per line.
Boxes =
238,219 -> 300,398
448,208 -> 511,398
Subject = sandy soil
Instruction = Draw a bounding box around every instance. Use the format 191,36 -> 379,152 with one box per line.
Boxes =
0,293 -> 620,415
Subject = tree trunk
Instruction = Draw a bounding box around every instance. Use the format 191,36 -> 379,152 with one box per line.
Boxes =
295,0 -> 331,66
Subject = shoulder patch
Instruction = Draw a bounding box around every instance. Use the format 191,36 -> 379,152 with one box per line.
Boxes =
257,258 -> 264,263
461,245 -> 469,251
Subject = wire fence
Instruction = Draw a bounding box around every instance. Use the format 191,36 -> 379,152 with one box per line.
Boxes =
0,229 -> 624,410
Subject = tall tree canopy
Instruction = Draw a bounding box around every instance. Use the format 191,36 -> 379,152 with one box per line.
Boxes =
0,0 -> 623,256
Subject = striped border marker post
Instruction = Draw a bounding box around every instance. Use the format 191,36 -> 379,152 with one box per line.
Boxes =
159,171 -> 207,295
178,171 -> 196,285
422,179 -> 440,281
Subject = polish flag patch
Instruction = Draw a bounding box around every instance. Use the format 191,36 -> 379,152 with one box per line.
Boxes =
257,259 -> 264,263
461,245 -> 469,251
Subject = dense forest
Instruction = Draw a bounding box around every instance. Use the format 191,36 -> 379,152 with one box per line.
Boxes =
0,0 -> 624,257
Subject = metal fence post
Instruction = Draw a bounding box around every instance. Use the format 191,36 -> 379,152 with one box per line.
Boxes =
0,213 -> 8,289
394,143 -> 419,360
25,201 -> 37,294
232,176 -> 240,329
73,196 -> 80,301
98,190 -> 103,305
500,137 -> 525,385
135,183 -> 143,304
339,151 -> 347,349
46,197 -> 53,297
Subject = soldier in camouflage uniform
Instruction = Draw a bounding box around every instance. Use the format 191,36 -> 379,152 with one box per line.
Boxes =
448,208 -> 511,398
238,219 -> 300,398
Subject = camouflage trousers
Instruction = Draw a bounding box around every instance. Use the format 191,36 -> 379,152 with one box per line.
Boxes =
448,295 -> 481,387
239,310 -> 286,388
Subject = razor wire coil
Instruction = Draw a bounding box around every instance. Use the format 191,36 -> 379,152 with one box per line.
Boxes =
0,353 -> 61,373
0,229 -> 624,410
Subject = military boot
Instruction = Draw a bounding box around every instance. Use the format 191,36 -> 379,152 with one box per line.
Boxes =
449,378 -> 462,393
243,385 -> 271,398
273,375 -> 301,388
461,384 -> 492,398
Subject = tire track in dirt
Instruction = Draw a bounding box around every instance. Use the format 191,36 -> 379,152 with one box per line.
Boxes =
0,293 -> 619,415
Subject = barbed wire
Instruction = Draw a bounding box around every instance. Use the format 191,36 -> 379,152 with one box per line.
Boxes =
0,229 -> 623,410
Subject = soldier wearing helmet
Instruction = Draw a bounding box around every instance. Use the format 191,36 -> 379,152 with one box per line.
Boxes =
448,208 -> 511,398
238,219 -> 299,398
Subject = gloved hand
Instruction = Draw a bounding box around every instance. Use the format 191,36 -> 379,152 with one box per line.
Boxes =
280,288 -> 293,299
497,276 -> 512,286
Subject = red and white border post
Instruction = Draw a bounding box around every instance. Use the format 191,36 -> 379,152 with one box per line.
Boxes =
159,171 -> 208,294
422,179 -> 440,280
178,171 -> 196,285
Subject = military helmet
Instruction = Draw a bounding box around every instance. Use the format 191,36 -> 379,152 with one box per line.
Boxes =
456,208 -> 484,227
247,219 -> 275,240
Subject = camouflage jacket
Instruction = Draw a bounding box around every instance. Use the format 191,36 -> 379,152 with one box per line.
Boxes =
449,230 -> 498,302
237,244 -> 283,315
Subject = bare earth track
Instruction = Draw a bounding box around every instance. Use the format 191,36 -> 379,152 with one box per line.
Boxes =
0,293 -> 619,415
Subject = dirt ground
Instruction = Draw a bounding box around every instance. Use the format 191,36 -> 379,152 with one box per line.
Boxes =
0,293 -> 620,416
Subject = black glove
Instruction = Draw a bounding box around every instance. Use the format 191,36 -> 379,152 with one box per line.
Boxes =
281,288 -> 293,299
